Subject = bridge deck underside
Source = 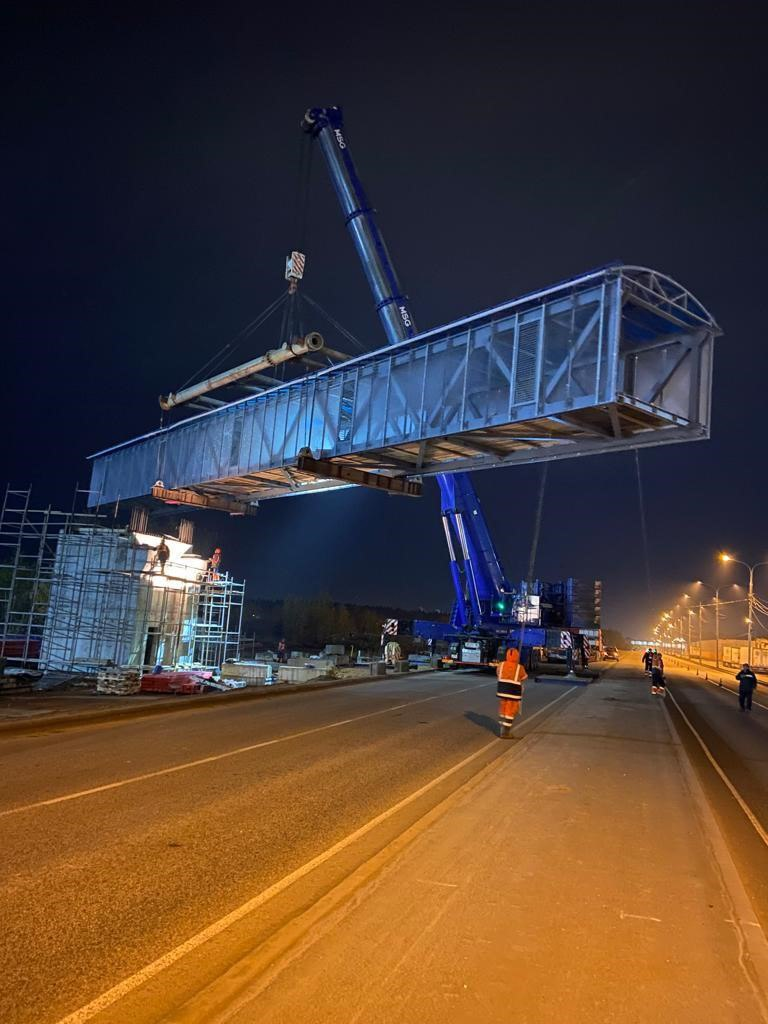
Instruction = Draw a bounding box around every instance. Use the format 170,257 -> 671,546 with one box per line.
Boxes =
199,397 -> 686,502
88,266 -> 718,507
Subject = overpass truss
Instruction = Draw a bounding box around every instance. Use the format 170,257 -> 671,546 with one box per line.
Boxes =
88,264 -> 719,510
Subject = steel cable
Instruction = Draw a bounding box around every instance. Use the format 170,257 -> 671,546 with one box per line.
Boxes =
174,291 -> 289,392
634,450 -> 653,602
301,292 -> 367,353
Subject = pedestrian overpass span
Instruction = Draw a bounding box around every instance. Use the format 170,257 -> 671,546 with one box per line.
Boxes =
88,265 -> 719,511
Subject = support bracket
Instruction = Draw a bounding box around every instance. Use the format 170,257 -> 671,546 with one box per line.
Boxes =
296,456 -> 422,497
151,485 -> 258,516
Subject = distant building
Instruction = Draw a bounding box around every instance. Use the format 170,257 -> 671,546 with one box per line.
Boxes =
692,637 -> 768,670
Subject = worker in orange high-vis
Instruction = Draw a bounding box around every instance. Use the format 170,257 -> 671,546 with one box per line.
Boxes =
497,647 -> 527,737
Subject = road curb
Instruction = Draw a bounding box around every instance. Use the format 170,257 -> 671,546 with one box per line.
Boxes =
0,669 -> 439,739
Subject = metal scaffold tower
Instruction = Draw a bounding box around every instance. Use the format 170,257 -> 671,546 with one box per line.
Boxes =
189,574 -> 243,670
0,487 -> 244,675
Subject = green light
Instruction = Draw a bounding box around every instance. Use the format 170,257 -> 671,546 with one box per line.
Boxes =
496,601 -> 505,611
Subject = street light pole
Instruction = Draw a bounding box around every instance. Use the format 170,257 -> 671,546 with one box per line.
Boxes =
698,602 -> 704,663
687,610 -> 692,659
720,555 -> 768,667
714,590 -> 720,668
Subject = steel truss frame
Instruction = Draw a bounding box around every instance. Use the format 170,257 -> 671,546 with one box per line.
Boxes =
88,265 -> 720,507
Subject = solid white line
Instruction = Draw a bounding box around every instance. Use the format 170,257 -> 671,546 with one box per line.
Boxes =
0,682 -> 488,819
51,685 -> 577,1024
706,683 -> 768,714
665,687 -> 768,849
669,659 -> 768,712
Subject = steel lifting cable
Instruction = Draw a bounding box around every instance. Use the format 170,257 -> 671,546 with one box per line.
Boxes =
275,134 -> 317,367
296,132 -> 314,256
517,462 -> 549,654
526,463 -> 548,587
174,291 -> 289,393
301,292 -> 368,353
634,449 -> 653,603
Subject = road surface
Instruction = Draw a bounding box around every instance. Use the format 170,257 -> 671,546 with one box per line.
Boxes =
3,660 -> 768,1024
664,659 -> 768,933
0,670 -> 575,1024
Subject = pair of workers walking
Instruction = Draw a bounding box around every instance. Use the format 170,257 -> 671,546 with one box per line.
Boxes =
642,648 -> 666,695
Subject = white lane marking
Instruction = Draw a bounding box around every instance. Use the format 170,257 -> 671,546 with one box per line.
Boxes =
709,685 -> 768,714
51,686 -> 577,1024
0,682 -> 488,818
666,687 -> 768,849
669,659 -> 768,712
620,911 -> 662,923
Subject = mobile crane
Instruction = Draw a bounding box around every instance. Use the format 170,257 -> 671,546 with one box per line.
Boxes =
302,106 -> 522,667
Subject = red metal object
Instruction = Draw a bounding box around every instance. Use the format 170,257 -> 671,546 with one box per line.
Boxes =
139,672 -> 206,695
0,638 -> 41,660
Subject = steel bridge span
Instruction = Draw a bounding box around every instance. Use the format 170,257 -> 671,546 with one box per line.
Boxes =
88,264 -> 719,512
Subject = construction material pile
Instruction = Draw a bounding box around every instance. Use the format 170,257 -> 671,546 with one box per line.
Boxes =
96,667 -> 141,695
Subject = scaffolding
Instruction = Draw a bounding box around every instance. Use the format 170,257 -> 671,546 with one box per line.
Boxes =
0,487 -> 244,675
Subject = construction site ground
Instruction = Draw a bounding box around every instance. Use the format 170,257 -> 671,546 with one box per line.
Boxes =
2,656 -> 768,1023
0,660 -> 606,733
0,664 -> 436,733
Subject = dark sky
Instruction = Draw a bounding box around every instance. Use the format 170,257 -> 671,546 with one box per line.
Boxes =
4,2 -> 766,637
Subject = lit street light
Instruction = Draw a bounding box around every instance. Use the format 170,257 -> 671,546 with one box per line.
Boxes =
691,581 -> 739,668
719,553 -> 768,664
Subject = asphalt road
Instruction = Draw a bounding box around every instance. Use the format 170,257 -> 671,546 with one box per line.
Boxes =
663,661 -> 768,935
0,669 -> 576,1024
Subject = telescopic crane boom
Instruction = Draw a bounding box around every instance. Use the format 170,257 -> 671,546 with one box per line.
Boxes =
302,106 -> 515,634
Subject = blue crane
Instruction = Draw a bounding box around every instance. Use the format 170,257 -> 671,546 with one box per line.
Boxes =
302,106 -> 517,640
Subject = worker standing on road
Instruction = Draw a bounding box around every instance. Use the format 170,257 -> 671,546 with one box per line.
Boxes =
277,638 -> 288,664
650,649 -> 665,696
736,663 -> 758,712
642,648 -> 653,674
497,647 -> 527,738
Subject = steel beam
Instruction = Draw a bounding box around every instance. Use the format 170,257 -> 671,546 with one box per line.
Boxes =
295,456 -> 422,497
151,486 -> 258,516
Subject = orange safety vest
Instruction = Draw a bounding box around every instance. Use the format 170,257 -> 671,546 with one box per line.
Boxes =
497,648 -> 527,724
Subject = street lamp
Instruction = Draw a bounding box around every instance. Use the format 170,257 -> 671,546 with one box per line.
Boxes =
719,554 -> 768,664
692,581 -> 730,668
678,593 -> 693,658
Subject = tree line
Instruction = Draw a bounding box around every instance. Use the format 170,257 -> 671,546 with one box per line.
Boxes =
241,595 -> 448,650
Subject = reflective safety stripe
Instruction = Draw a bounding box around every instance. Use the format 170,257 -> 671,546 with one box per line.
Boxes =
497,681 -> 524,699
497,663 -> 525,682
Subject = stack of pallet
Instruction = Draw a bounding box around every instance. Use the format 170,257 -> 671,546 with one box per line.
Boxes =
96,666 -> 141,695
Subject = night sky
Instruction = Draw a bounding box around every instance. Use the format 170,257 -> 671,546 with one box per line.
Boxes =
4,3 -> 766,638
